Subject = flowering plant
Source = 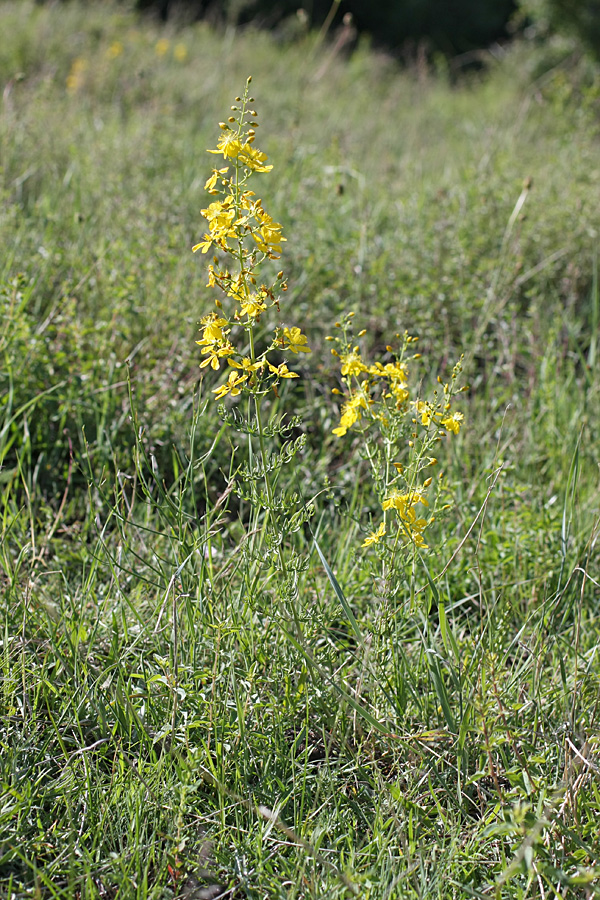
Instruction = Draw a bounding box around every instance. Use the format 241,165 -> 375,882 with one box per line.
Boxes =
193,78 -> 313,618
328,313 -> 466,558
193,79 -> 467,620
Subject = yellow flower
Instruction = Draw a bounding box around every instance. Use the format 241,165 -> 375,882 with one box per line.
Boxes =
362,522 -> 386,548
204,168 -> 229,193
208,130 -> 244,160
240,290 -> 268,318
253,212 -> 286,256
369,361 -> 408,382
229,357 -> 264,374
382,490 -> 411,515
201,198 -> 235,231
199,342 -> 235,370
409,529 -> 428,549
155,38 -> 170,57
192,234 -> 213,254
409,487 -> 429,508
390,381 -> 409,404
441,411 -> 464,435
382,490 -> 429,548
196,313 -> 229,345
197,197 -> 237,250
240,190 -> 257,210
383,488 -> 427,517
212,370 -> 248,400
412,400 -> 434,426
66,57 -> 87,93
268,362 -> 299,378
332,392 -> 367,436
238,143 -> 273,173
174,43 -> 187,62
340,352 -> 367,377
283,327 -> 310,354
107,41 -> 124,59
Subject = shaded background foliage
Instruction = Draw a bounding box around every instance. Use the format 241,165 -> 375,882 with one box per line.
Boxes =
130,0 -> 600,59
135,0 -> 518,55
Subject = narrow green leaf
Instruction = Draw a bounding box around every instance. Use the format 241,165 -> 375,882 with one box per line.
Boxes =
426,650 -> 456,733
313,537 -> 362,641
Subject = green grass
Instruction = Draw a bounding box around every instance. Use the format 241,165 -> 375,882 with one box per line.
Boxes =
1,1 -> 600,897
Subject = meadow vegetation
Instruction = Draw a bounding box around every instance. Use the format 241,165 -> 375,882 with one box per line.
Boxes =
1,2 -> 600,897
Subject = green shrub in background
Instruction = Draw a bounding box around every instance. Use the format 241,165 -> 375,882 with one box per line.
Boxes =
547,0 -> 600,58
517,0 -> 600,59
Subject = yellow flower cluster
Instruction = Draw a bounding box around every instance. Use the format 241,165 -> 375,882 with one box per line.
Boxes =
330,333 -> 464,444
66,57 -> 88,93
412,399 -> 464,434
329,316 -> 466,553
193,79 -> 310,401
381,488 -> 429,548
328,330 -> 413,438
155,38 -> 188,61
332,391 -> 368,437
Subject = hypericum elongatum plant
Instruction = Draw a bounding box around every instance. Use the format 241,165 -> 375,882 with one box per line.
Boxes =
328,313 -> 468,601
193,77 -> 312,619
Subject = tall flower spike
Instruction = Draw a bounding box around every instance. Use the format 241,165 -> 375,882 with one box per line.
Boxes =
194,79 -> 309,401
